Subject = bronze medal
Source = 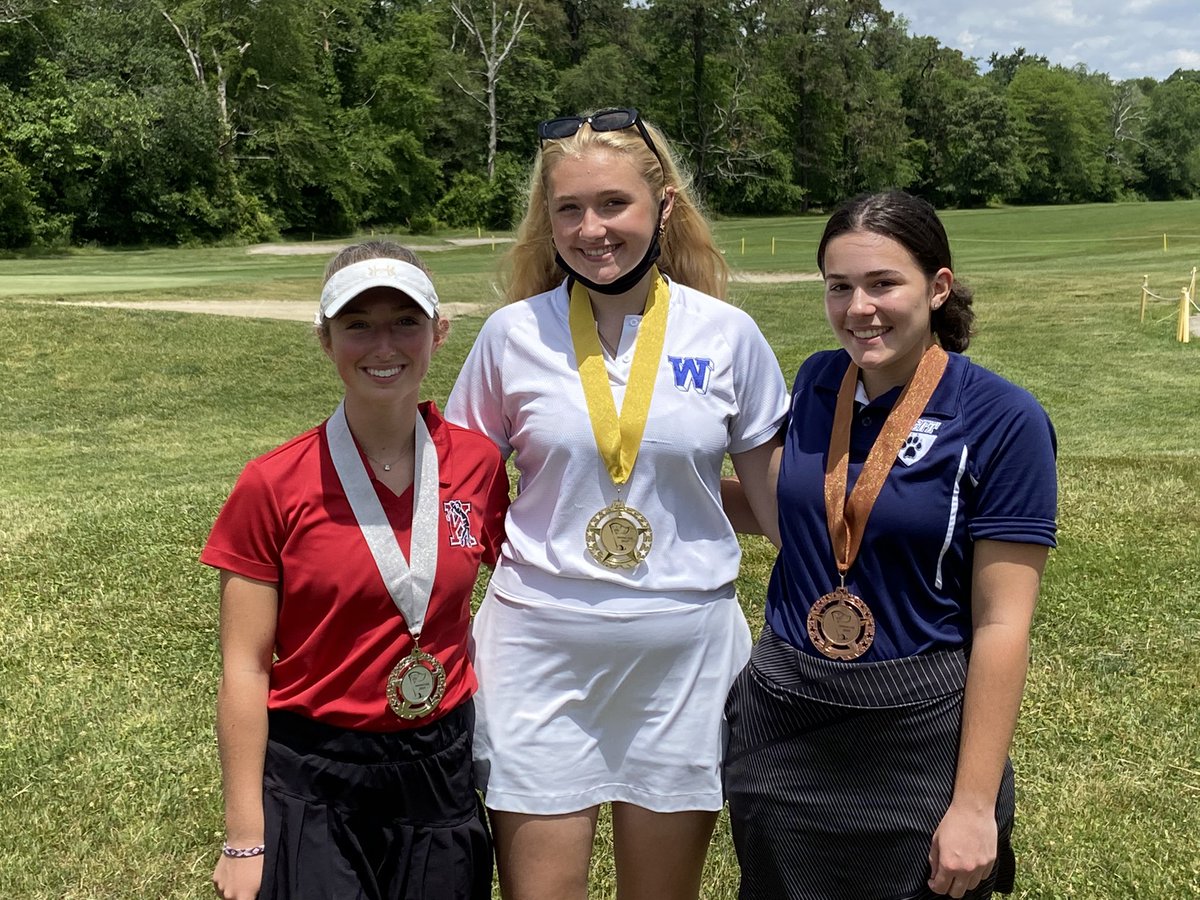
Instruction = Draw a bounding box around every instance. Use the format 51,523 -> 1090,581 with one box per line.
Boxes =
585,499 -> 653,569
816,345 -> 949,661
386,647 -> 447,720
807,586 -> 876,660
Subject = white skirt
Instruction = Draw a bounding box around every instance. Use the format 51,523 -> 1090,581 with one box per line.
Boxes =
468,583 -> 752,814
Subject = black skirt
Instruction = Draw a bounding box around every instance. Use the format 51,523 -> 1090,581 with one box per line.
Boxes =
724,626 -> 1015,900
259,701 -> 492,900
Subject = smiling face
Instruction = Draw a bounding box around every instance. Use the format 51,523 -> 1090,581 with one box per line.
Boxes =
821,229 -> 952,398
546,148 -> 672,290
320,287 -> 440,407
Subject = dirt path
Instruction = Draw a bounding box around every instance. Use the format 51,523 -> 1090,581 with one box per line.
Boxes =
56,299 -> 486,322
244,244 -> 821,281
247,237 -> 514,255
46,253 -> 817,322
732,272 -> 822,283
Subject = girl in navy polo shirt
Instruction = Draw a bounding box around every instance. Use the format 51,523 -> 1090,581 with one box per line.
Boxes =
202,241 -> 508,900
723,191 -> 1057,900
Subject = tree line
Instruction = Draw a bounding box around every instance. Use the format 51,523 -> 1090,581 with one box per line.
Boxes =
2,0 -> 1199,249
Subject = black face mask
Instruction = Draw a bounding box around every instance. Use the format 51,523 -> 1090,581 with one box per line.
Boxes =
555,236 -> 661,296
555,199 -> 667,296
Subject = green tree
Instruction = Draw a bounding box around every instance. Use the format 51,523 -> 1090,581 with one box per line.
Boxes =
1139,76 -> 1200,198
554,43 -> 654,116
985,46 -> 1049,88
1007,65 -> 1114,203
942,84 -> 1025,206
639,0 -> 801,209
894,35 -> 976,204
8,0 -> 1200,245
347,6 -> 444,225
0,151 -> 38,248
758,0 -> 913,207
643,0 -> 734,198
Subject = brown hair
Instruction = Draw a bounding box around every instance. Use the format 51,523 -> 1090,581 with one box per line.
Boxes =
817,191 -> 975,352
323,240 -> 431,282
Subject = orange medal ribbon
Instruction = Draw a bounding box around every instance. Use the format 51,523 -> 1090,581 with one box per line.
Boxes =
807,344 -> 948,659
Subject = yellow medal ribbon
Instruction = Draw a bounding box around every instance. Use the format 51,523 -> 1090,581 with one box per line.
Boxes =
568,268 -> 670,486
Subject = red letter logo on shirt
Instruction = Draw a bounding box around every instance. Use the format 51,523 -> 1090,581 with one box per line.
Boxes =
443,500 -> 478,547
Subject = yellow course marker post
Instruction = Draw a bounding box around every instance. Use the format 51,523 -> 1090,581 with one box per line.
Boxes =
1163,233 -> 1168,251
771,237 -> 776,256
741,237 -> 745,256
1180,288 -> 1191,343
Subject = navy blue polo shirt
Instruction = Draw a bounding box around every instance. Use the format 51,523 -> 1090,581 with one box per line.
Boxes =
766,349 -> 1057,661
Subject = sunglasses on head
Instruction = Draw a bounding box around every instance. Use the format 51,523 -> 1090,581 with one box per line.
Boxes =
537,107 -> 662,165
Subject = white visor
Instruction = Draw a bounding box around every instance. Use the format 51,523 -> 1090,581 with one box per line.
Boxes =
316,258 -> 439,325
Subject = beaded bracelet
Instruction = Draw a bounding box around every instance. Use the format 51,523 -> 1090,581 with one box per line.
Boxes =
222,843 -> 266,859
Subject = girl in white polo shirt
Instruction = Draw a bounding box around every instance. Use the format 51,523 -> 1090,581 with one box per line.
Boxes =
447,109 -> 787,900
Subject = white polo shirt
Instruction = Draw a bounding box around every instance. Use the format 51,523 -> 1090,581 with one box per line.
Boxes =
446,277 -> 788,609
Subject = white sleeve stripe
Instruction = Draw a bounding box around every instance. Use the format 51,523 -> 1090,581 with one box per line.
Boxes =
935,446 -> 970,590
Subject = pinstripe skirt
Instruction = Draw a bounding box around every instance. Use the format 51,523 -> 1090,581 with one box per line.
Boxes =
724,625 -> 1015,900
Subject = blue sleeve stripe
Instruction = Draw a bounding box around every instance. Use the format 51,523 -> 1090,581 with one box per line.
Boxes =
969,517 -> 1058,548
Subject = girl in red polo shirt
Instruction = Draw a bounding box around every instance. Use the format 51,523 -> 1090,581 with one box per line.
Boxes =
202,241 -> 508,900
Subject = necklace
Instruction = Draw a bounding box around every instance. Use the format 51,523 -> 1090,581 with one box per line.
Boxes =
364,448 -> 410,472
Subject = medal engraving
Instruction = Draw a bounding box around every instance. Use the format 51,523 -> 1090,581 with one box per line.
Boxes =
807,587 -> 875,660
585,500 -> 653,569
386,648 -> 447,720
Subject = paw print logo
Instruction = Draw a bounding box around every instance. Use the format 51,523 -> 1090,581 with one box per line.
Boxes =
897,433 -> 934,466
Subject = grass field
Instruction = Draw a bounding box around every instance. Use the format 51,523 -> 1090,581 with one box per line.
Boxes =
1,201 -> 1198,898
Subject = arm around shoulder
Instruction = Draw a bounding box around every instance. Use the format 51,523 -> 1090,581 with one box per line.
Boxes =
727,430 -> 783,547
444,307 -> 519,456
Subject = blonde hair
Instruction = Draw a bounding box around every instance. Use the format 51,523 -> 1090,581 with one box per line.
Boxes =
506,118 -> 729,301
316,240 -> 448,344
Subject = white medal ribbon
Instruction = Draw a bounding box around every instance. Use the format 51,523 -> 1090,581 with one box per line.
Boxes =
326,401 -> 439,639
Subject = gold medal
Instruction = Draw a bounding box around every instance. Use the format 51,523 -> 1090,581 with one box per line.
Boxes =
585,499 -> 653,569
329,403 -> 447,723
807,586 -> 876,660
569,273 -> 670,569
386,646 -> 447,720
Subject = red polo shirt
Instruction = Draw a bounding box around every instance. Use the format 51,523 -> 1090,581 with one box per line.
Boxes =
201,402 -> 509,731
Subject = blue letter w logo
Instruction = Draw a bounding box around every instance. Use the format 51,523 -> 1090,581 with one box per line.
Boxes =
668,356 -> 713,394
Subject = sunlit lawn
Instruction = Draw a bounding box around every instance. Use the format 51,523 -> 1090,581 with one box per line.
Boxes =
1,201 -> 1197,897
